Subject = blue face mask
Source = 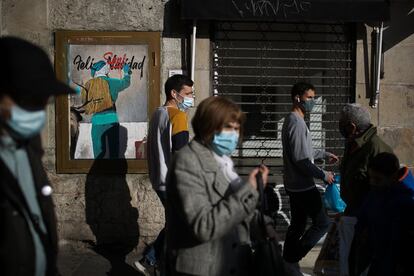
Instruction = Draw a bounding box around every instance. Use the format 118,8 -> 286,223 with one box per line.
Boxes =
7,105 -> 46,139
211,130 -> 239,156
300,98 -> 316,113
177,94 -> 194,111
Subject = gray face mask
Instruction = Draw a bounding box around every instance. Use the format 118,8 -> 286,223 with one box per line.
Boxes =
301,98 -> 316,113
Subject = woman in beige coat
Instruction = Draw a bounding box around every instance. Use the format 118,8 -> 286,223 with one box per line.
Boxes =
165,96 -> 270,276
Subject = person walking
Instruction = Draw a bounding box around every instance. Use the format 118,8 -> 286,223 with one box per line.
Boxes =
135,74 -> 194,275
165,96 -> 271,276
282,82 -> 337,275
0,36 -> 75,276
338,103 -> 393,276
350,152 -> 414,276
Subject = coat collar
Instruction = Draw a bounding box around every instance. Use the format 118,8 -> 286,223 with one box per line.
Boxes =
189,140 -> 232,197
189,140 -> 219,173
353,125 -> 377,149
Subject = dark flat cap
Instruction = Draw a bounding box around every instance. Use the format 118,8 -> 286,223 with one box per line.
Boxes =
0,36 -> 75,102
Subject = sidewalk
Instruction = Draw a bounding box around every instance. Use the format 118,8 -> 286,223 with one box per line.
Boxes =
58,241 -> 143,276
300,246 -> 322,275
58,240 -> 322,276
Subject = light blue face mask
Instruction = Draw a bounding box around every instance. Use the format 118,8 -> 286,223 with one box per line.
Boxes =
7,105 -> 46,139
177,94 -> 194,111
211,130 -> 239,156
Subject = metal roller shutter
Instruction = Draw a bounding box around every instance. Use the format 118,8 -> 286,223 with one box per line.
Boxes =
212,22 -> 356,233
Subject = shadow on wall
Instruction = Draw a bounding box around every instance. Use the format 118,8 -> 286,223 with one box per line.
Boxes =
163,0 -> 191,73
163,0 -> 211,74
163,0 -> 187,38
85,125 -> 140,275
383,1 -> 414,52
359,1 -> 414,99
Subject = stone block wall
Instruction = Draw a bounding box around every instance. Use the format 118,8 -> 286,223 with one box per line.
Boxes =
356,0 -> 414,167
1,0 -> 183,251
0,0 -> 212,251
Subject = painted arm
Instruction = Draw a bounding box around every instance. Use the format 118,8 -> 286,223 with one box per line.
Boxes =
107,73 -> 131,93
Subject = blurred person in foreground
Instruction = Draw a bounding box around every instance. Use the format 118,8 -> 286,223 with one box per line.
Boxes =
0,37 -> 75,276
165,96 -> 273,276
350,152 -> 414,276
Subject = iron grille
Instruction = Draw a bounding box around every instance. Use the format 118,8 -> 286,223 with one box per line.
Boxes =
212,22 -> 356,232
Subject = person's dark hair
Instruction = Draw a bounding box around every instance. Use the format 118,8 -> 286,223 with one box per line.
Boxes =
369,152 -> 400,177
192,96 -> 245,145
164,74 -> 194,100
291,82 -> 315,102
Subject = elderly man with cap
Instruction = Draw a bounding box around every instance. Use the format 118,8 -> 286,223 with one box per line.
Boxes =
80,59 -> 131,159
338,103 -> 393,276
0,37 -> 75,276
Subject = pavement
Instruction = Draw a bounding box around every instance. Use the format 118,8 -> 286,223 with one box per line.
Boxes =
58,240 -> 143,276
299,246 -> 322,275
58,240 -> 323,276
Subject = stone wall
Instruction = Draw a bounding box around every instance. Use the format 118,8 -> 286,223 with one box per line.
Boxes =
356,0 -> 414,167
1,0 -> 184,251
0,0 -> 213,251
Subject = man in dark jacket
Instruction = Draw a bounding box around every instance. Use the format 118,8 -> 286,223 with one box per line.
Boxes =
0,37 -> 74,276
339,103 -> 393,216
338,103 -> 393,276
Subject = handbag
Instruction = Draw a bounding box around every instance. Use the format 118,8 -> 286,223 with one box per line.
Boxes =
252,172 -> 286,275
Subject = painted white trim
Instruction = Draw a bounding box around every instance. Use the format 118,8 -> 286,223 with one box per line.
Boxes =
191,20 -> 197,81
372,22 -> 384,109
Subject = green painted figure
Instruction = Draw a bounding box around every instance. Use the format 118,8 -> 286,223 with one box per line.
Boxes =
85,60 -> 131,159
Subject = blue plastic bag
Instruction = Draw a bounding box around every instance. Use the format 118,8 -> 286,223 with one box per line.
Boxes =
323,175 -> 346,213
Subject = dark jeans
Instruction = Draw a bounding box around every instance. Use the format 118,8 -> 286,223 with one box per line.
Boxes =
283,187 -> 330,263
152,191 -> 166,262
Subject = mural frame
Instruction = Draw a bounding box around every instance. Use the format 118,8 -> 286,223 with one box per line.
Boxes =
55,31 -> 160,173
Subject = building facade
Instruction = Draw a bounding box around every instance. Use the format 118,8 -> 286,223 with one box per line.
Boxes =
1,0 -> 413,248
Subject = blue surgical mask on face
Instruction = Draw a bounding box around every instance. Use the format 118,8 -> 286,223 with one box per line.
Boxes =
176,93 -> 194,111
301,98 -> 316,113
211,130 -> 239,156
6,105 -> 46,139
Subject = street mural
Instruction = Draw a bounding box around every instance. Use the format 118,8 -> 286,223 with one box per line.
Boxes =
68,45 -> 148,160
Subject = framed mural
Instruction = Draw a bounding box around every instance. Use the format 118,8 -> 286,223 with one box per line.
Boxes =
55,31 -> 160,173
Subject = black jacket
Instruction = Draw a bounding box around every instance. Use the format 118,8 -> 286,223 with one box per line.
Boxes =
0,135 -> 58,276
